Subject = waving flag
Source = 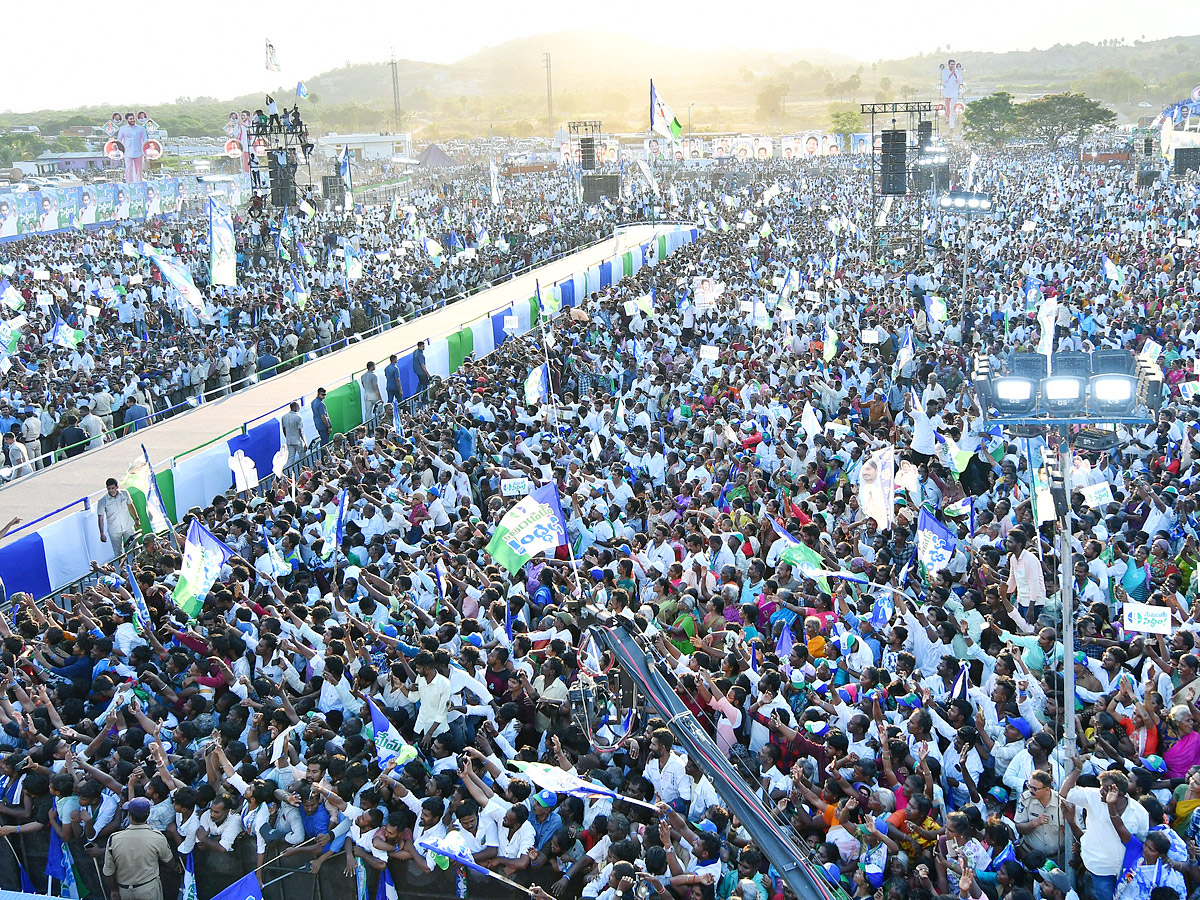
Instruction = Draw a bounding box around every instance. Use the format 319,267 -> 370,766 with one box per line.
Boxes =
1023,275 -> 1043,311
511,761 -> 657,809
211,872 -> 263,900
650,80 -> 683,140
417,832 -> 493,877
124,563 -> 154,635
485,484 -> 568,574
524,363 -> 549,406
775,620 -> 795,659
868,592 -> 895,629
262,528 -> 291,578
1036,297 -> 1059,357
339,146 -> 353,212
536,280 -> 561,317
489,161 -> 502,205
915,508 -> 957,583
48,317 -> 84,350
925,294 -> 947,323
0,318 -> 21,356
0,279 -> 23,311
321,490 -> 348,560
296,81 -> 308,100
367,698 -> 418,767
894,326 -> 913,377
180,852 -> 197,900
949,661 -> 970,701
265,38 -> 280,71
423,237 -> 444,258
145,246 -> 209,323
47,814 -> 82,898
208,198 -> 236,287
474,222 -> 490,246
172,519 -> 235,618
1102,254 -> 1123,287
288,268 -> 308,309
120,446 -> 174,541
376,869 -> 398,900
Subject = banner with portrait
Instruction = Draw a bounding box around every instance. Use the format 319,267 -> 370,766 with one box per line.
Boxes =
644,138 -> 671,162
677,138 -> 705,159
0,177 -> 191,241
849,133 -> 871,154
710,136 -> 734,158
691,275 -> 725,310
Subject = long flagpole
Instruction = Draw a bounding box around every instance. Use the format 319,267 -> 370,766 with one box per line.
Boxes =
142,443 -> 179,552
535,282 -> 586,605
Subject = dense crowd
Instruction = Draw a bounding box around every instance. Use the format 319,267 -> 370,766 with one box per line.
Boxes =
0,165 -> 618,470
0,144 -> 1199,900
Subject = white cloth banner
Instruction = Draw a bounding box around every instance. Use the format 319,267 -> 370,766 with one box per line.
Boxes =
172,443 -> 233,516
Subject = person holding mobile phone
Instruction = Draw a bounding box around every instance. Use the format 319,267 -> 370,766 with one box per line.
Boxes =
1061,764 -> 1149,900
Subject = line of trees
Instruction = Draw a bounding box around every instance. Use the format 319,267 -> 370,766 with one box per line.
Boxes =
962,91 -> 1116,148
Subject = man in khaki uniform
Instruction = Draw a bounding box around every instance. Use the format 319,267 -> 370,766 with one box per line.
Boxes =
103,797 -> 177,900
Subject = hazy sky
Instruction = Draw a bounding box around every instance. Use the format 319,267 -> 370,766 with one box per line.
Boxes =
8,0 -> 1194,112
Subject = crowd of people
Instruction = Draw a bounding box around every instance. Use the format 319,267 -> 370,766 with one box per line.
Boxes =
0,165 -> 616,472
0,141 -> 1197,900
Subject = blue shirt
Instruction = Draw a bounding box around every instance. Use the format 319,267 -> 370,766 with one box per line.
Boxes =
311,398 -> 329,433
531,809 -> 562,851
384,362 -> 400,391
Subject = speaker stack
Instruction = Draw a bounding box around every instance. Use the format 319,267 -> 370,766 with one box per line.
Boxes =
322,174 -> 345,204
580,137 -> 596,171
881,129 -> 907,195
917,121 -> 933,149
1174,147 -> 1200,177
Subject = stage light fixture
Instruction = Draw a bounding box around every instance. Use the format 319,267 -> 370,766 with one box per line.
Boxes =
1040,376 -> 1085,415
938,191 -> 994,215
1088,374 -> 1137,415
991,377 -> 1037,416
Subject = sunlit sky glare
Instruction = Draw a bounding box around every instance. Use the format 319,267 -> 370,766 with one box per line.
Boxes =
7,0 -> 1193,111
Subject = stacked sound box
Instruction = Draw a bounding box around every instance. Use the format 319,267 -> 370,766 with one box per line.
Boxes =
580,137 -> 596,171
917,121 -> 933,149
881,129 -> 907,195
581,174 -> 620,204
1175,147 -> 1200,177
322,175 -> 345,204
268,153 -> 296,207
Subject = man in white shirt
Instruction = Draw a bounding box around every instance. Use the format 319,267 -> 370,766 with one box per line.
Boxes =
405,651 -> 451,746
644,728 -> 692,813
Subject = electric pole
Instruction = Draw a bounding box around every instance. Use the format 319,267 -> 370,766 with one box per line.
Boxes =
390,51 -> 402,134
543,53 -> 554,135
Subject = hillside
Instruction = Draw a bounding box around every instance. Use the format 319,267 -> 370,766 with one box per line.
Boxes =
1,31 -> 1197,149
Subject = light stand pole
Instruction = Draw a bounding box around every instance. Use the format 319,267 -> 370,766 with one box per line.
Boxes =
1056,424 -> 1076,871
688,103 -> 695,136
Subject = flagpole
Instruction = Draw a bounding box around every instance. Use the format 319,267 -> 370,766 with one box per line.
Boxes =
142,443 -> 179,552
533,298 -> 588,606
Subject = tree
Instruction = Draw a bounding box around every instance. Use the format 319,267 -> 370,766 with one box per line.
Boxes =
0,134 -> 46,167
962,92 -> 1020,148
1018,92 -> 1116,147
829,106 -> 864,141
756,82 -> 788,122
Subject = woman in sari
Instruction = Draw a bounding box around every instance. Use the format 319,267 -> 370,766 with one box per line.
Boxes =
1162,703 -> 1200,778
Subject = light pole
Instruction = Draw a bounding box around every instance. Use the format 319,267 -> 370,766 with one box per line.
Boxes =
688,103 -> 695,136
937,190 -> 993,305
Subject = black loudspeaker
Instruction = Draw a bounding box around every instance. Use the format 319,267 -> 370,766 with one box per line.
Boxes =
1144,138 -> 1154,156
581,174 -> 620,204
321,175 -> 345,204
268,152 -> 296,206
917,121 -> 933,149
1012,352 -> 1048,380
881,129 -> 907,195
1175,147 -> 1200,177
580,137 -> 596,170
1137,167 -> 1158,187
